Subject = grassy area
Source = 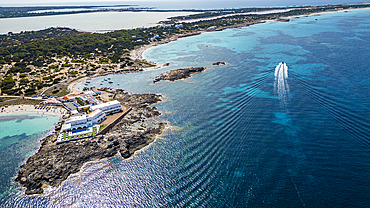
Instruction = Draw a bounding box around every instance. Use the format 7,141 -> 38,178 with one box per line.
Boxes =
92,127 -> 97,135
0,99 -> 42,107
100,124 -> 108,131
43,84 -> 69,97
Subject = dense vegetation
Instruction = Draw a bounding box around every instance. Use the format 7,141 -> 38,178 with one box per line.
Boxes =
0,27 -> 79,48
0,27 -> 162,66
168,7 -> 283,21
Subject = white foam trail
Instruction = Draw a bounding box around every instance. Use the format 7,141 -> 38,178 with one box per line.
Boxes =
274,62 -> 289,108
283,63 -> 288,79
274,64 -> 280,78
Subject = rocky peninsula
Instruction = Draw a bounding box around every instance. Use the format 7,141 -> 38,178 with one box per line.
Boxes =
15,91 -> 165,195
153,67 -> 206,83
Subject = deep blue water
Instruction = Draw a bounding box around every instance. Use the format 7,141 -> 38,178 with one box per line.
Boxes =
2,8 -> 370,207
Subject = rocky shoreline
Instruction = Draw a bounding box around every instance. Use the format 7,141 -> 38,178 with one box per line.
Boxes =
15,91 -> 166,195
153,67 -> 206,83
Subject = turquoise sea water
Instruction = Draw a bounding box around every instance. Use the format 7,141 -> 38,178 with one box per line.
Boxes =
0,114 -> 60,202
2,8 -> 370,207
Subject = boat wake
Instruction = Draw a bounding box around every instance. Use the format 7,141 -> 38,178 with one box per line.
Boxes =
274,62 -> 290,109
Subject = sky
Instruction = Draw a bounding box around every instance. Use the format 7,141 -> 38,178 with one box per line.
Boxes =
1,0 -> 155,6
0,0 -> 363,8
0,0 -> 138,6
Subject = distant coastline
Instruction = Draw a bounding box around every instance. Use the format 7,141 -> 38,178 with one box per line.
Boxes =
0,5 -> 142,19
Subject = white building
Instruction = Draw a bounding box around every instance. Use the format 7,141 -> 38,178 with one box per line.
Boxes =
61,100 -> 122,132
87,109 -> 106,125
83,90 -> 97,96
207,26 -> 217,30
90,100 -> 123,115
61,115 -> 88,131
61,109 -> 106,131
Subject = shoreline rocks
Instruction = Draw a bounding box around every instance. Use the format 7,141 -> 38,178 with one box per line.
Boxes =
15,91 -> 165,195
212,62 -> 226,66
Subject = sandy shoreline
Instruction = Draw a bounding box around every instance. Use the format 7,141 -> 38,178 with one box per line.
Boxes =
0,105 -> 68,116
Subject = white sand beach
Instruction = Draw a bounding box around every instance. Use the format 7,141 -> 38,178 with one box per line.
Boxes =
0,105 -> 68,116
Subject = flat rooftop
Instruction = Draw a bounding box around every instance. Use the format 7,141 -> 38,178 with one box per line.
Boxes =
90,100 -> 121,110
68,115 -> 87,122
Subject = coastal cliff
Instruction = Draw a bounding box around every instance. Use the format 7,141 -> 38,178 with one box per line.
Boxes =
153,67 -> 206,83
15,92 -> 165,195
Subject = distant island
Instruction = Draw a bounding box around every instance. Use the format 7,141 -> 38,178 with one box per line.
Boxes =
0,5 -> 147,19
1,3 -> 369,195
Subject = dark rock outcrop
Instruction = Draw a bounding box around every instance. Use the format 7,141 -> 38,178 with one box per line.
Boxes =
153,67 -> 206,83
15,92 -> 165,195
212,62 -> 226,66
